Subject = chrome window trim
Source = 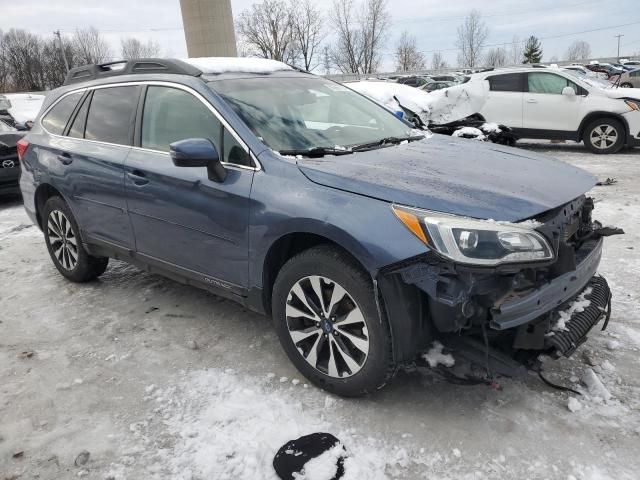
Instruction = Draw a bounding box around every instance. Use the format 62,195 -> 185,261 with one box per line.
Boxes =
39,81 -> 262,172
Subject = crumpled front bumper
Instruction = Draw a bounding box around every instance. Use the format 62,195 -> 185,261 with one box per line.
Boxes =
490,238 -> 603,330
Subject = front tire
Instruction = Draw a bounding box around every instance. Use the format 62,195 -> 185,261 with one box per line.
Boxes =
42,196 -> 109,282
272,245 -> 395,397
620,82 -> 633,88
583,118 -> 625,154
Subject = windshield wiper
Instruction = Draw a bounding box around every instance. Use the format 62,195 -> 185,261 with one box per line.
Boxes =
278,146 -> 353,158
350,135 -> 425,152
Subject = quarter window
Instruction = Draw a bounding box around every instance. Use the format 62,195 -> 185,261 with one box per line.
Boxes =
85,86 -> 138,145
41,92 -> 83,135
488,73 -> 524,92
141,86 -> 222,154
527,73 -> 578,95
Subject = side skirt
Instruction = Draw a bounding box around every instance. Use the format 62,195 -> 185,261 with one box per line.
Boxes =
83,234 -> 266,314
511,128 -> 580,141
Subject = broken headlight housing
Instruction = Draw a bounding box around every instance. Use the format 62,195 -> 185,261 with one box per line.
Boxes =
392,205 -> 554,266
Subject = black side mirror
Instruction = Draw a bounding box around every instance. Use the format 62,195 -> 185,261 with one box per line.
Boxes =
170,138 -> 226,183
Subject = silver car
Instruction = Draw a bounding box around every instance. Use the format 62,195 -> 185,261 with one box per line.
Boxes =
619,69 -> 640,88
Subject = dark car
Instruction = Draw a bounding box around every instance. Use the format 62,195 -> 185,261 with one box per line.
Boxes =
19,58 -> 619,396
420,81 -> 455,92
0,120 -> 24,196
396,75 -> 431,88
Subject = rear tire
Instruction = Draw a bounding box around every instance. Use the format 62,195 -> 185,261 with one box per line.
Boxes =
583,118 -> 625,154
42,196 -> 109,282
272,245 -> 395,397
620,82 -> 633,88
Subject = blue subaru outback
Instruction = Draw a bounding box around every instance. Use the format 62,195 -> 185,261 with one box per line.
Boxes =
18,58 -> 620,396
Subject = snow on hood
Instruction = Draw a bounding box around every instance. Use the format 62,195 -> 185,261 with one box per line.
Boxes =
182,57 -> 293,75
346,80 -> 487,125
4,93 -> 45,123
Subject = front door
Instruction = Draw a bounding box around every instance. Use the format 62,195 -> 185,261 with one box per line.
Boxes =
124,85 -> 255,291
523,72 -> 583,132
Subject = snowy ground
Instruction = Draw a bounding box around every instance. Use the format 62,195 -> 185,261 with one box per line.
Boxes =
1,142 -> 639,480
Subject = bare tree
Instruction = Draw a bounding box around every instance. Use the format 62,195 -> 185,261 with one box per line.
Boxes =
236,0 -> 296,63
330,0 -> 390,74
121,37 -> 161,60
431,51 -> 448,71
72,27 -> 112,65
360,0 -> 390,74
484,47 -> 507,67
394,31 -> 425,72
456,10 -> 488,68
1,29 -> 45,91
290,0 -> 323,71
565,40 -> 591,62
508,35 -> 523,65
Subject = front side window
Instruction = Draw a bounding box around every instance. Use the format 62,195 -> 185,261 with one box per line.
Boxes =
211,76 -> 413,152
85,86 -> 138,145
528,73 -> 578,95
488,73 -> 524,92
141,86 -> 222,153
41,92 -> 83,135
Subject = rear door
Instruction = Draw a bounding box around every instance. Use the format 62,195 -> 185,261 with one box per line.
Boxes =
523,72 -> 583,132
124,84 -> 255,290
58,85 -> 140,248
481,73 -> 525,128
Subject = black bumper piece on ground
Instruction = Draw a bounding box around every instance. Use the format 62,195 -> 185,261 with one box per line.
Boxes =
545,276 -> 611,357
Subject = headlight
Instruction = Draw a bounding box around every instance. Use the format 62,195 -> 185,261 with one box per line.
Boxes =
625,99 -> 640,111
392,205 -> 554,266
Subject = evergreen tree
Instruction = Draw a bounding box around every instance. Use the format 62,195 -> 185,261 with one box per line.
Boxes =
522,35 -> 543,64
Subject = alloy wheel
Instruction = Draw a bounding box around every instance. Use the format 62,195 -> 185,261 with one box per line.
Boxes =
47,210 -> 78,270
590,124 -> 618,150
285,275 -> 370,378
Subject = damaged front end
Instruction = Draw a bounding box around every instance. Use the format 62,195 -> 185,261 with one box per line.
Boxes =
379,196 -> 623,377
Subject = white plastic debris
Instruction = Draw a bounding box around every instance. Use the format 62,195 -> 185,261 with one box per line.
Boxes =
567,397 -> 583,413
582,368 -> 612,401
422,341 -> 455,368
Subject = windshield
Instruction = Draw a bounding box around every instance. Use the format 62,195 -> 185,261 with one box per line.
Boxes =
562,69 -> 612,90
210,76 -> 414,152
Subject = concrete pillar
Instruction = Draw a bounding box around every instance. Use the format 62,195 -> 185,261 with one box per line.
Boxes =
179,0 -> 238,57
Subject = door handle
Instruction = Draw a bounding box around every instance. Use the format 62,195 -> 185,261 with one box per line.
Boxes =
526,99 -> 538,103
56,153 -> 73,165
127,169 -> 149,186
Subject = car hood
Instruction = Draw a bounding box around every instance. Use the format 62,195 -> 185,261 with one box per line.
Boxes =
297,135 -> 596,222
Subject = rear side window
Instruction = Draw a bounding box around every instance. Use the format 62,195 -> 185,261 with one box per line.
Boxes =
488,73 -> 524,92
41,92 -> 83,135
85,87 -> 138,145
141,86 -> 222,153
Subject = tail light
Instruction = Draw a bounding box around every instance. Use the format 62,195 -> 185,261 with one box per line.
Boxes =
16,138 -> 29,162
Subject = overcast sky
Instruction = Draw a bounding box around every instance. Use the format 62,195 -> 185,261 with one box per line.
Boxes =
2,0 -> 639,70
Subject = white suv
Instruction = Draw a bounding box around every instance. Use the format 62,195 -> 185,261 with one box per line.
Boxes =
469,68 -> 640,154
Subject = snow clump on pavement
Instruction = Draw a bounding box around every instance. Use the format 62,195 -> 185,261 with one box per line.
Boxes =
422,341 -> 455,368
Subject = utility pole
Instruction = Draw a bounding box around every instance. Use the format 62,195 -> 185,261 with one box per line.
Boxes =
614,34 -> 624,60
54,30 -> 70,73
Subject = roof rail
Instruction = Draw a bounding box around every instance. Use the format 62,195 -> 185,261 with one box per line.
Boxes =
63,58 -> 202,86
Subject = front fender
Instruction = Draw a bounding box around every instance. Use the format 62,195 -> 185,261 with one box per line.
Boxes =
248,152 -> 428,290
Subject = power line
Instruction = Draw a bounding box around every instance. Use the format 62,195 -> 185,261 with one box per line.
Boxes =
410,19 -> 640,55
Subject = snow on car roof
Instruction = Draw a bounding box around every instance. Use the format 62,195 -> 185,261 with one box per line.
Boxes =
182,57 -> 293,75
3,93 -> 45,124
